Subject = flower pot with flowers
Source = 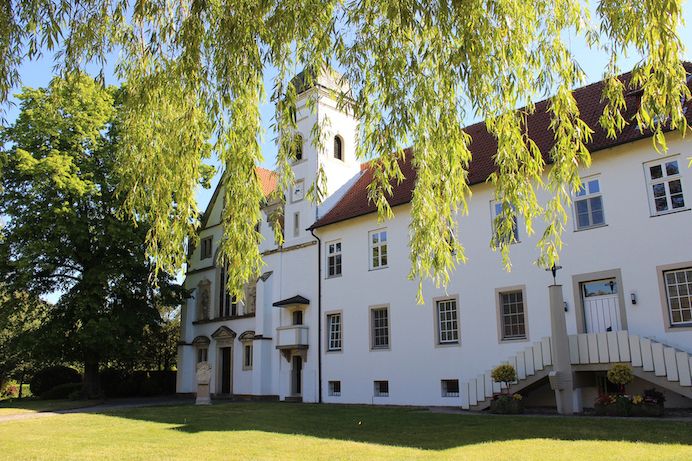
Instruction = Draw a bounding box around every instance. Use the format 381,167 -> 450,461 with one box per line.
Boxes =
489,364 -> 524,414
630,388 -> 665,417
594,363 -> 635,416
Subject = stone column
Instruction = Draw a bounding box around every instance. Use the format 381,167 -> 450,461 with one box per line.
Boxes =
548,284 -> 574,414
195,362 -> 212,405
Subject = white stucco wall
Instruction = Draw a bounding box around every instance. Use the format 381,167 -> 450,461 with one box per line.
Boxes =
177,84 -> 692,408
317,133 -> 692,406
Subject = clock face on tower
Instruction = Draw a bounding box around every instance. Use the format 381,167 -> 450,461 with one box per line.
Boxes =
292,179 -> 305,202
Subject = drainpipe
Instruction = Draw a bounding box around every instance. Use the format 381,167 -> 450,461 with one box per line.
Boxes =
310,226 -> 322,404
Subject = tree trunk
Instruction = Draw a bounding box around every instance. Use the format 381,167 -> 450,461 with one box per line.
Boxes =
82,359 -> 101,399
18,374 -> 24,399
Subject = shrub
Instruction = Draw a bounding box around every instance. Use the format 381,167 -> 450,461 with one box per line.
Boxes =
1,381 -> 19,398
607,363 -> 634,387
643,388 -> 666,405
491,364 -> 517,393
40,382 -> 83,400
30,366 -> 82,397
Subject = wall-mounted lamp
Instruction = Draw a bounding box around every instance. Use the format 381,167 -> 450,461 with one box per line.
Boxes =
563,301 -> 569,312
631,293 -> 637,305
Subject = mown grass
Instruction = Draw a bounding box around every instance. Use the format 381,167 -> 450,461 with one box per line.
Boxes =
1,402 -> 691,460
0,398 -> 100,416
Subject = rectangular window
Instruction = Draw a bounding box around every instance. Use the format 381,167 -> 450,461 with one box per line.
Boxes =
574,177 -> 605,229
219,265 -> 237,318
327,313 -> 342,351
374,380 -> 389,397
500,290 -> 527,340
197,348 -> 208,363
201,236 -> 213,260
293,212 -> 300,237
664,267 -> 692,325
371,307 -> 390,349
327,241 -> 342,277
436,298 -> 459,344
441,379 -> 460,397
243,344 -> 253,370
646,158 -> 686,215
328,380 -> 341,397
492,201 -> 519,244
292,310 -> 303,326
369,229 -> 388,269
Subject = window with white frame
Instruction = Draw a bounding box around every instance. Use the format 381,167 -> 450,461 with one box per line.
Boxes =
664,267 -> 692,325
327,313 -> 342,351
293,212 -> 300,237
201,236 -> 213,260
243,343 -> 253,370
441,379 -> 460,397
218,265 -> 238,317
499,290 -> 527,340
491,201 -> 519,244
369,229 -> 388,269
328,380 -> 341,396
574,177 -> 605,229
374,380 -> 389,397
197,347 -> 208,363
371,307 -> 389,349
436,298 -> 459,344
646,158 -> 686,215
327,241 -> 342,277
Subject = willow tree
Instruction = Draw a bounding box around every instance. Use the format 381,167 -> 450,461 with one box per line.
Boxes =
1,1 -> 689,302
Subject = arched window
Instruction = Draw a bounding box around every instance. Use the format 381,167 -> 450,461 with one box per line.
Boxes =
294,134 -> 303,161
334,135 -> 343,160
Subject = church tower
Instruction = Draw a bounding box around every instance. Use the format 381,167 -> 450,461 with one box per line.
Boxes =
282,69 -> 361,245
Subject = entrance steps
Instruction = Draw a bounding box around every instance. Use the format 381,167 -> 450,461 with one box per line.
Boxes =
461,331 -> 692,410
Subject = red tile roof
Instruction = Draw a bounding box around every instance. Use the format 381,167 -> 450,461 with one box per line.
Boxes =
311,64 -> 692,229
256,166 -> 278,197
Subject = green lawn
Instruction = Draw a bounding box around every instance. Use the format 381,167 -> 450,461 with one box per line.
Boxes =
0,398 -> 101,416
1,402 -> 691,460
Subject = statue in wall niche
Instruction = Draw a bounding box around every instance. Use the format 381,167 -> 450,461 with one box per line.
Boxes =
197,279 -> 211,320
245,282 -> 257,314
195,362 -> 212,405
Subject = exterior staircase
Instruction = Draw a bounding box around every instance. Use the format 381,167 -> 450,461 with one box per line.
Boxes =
461,331 -> 692,410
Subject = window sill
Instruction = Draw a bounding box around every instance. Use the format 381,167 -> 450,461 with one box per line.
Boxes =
500,336 -> 529,343
326,274 -> 342,280
369,266 -> 389,272
650,208 -> 691,218
370,347 -> 390,352
574,223 -> 608,232
442,394 -> 460,398
326,349 -> 343,353
436,341 -> 460,348
667,323 -> 692,331
193,313 -> 256,325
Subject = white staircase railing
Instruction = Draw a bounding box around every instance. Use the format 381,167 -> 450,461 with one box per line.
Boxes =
460,337 -> 552,409
568,331 -> 692,387
460,331 -> 692,410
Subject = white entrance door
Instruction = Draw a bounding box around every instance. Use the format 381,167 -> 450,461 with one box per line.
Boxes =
582,278 -> 622,333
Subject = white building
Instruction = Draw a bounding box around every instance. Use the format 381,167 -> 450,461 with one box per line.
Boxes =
177,68 -> 692,410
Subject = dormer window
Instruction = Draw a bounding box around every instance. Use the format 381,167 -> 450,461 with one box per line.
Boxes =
334,135 -> 343,160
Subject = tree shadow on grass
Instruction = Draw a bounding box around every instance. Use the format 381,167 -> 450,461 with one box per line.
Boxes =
96,401 -> 692,451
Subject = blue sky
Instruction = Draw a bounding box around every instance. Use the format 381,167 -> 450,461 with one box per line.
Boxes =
9,8 -> 692,215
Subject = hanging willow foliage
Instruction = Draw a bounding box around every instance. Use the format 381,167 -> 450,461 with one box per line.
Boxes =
0,0 -> 688,302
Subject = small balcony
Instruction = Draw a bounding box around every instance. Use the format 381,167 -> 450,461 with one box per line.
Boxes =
276,325 -> 309,350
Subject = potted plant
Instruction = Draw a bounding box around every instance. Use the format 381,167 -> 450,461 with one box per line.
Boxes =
594,363 -> 641,417
489,364 -> 523,414
630,388 -> 665,417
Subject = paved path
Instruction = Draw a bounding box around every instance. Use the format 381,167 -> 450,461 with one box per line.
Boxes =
0,397 -> 193,424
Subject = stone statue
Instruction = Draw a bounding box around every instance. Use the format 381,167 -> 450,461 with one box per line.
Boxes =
197,280 -> 211,320
195,361 -> 212,405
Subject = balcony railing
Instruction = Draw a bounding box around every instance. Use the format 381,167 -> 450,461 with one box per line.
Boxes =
276,325 -> 309,349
